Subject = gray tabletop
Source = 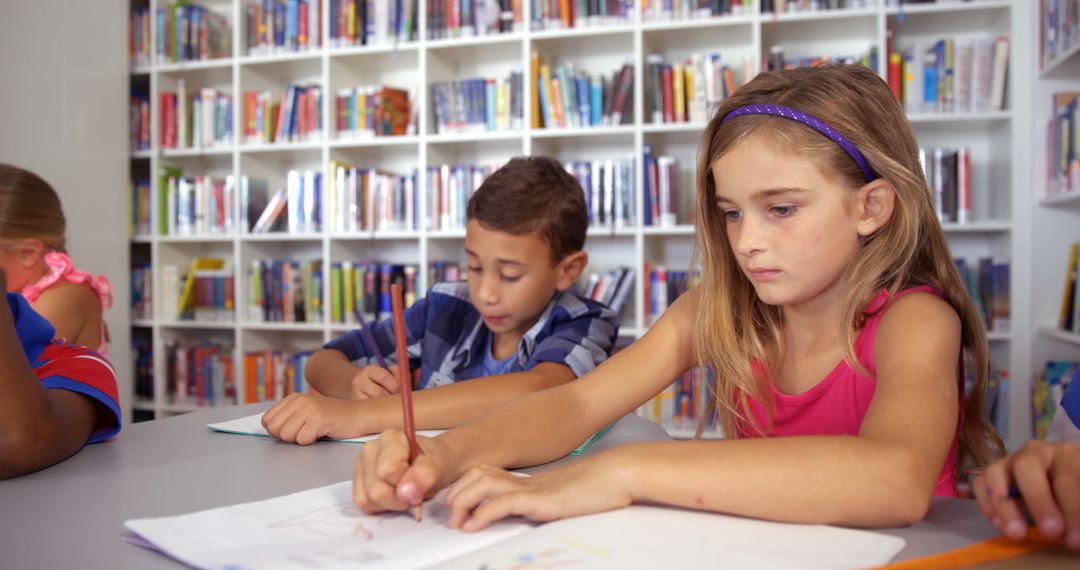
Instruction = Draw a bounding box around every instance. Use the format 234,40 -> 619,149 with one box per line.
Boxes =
0,403 -> 1001,568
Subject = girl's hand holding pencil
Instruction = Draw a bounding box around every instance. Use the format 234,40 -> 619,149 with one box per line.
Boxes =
352,430 -> 455,515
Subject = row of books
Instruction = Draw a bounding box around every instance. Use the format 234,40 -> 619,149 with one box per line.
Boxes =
642,0 -> 751,22
334,85 -> 413,138
766,45 -> 880,74
249,259 -> 324,323
643,263 -> 695,326
566,158 -> 636,229
130,91 -> 151,151
1033,361 -> 1077,439
133,340 -> 154,402
427,163 -> 498,231
243,350 -> 313,403
132,264 -> 154,321
161,170 -> 238,236
1060,243 -> 1080,333
645,53 -> 744,126
243,170 -> 324,233
430,72 -> 525,134
327,162 -> 419,233
981,367 -> 1009,438
580,267 -> 635,314
534,57 -> 634,129
954,257 -> 1009,333
1047,92 -> 1079,197
637,368 -> 717,435
761,0 -> 871,13
160,258 -> 231,321
642,145 -> 682,228
327,262 -> 420,323
165,339 -> 237,407
130,9 -> 153,69
243,84 -> 324,144
328,0 -> 418,46
428,0 -> 522,39
887,35 -> 1010,115
244,0 -> 323,55
429,260 -> 465,285
160,84 -> 235,150
154,1 -> 231,64
919,146 -> 972,224
1041,0 -> 1080,71
531,0 -> 632,31
131,179 -> 152,237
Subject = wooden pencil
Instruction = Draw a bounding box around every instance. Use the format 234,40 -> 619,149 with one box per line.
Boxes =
389,282 -> 422,522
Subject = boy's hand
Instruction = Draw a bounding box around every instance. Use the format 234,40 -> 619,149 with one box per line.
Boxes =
353,431 -> 454,515
261,393 -> 371,445
349,364 -> 402,399
973,440 -> 1080,550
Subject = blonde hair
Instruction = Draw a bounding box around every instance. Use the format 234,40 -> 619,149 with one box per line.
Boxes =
0,163 -> 67,253
693,65 -> 1004,473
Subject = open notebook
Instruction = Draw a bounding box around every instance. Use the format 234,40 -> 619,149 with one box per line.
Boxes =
207,412 -> 614,455
125,480 -> 906,569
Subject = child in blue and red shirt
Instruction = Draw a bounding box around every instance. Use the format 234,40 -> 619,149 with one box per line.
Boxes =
0,268 -> 120,479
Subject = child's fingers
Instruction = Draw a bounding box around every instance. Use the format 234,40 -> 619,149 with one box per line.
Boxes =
261,393 -> 299,430
370,365 -> 402,394
294,417 -> 325,446
395,453 -> 443,506
1050,452 -> 1080,550
1011,447 -> 1063,540
972,473 -> 996,524
446,467 -> 520,529
463,492 -> 539,532
988,493 -> 1029,540
360,431 -> 412,512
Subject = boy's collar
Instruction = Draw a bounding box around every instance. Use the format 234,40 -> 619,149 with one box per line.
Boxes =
452,292 -> 562,367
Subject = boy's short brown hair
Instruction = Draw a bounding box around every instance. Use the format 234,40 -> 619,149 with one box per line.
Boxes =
467,156 -> 587,264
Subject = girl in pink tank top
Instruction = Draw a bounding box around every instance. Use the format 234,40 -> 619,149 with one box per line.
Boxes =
0,164 -> 112,356
346,68 -> 1007,537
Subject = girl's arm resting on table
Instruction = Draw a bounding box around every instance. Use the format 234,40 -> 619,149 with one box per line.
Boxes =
449,292 -> 962,529
0,296 -> 98,479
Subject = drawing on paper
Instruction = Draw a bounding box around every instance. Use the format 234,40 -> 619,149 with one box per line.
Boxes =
266,497 -> 452,540
477,538 -> 611,569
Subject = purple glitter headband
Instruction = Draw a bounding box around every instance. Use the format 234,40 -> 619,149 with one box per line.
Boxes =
720,104 -> 877,183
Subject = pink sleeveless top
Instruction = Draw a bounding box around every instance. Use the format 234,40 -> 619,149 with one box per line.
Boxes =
21,252 -> 112,356
737,286 -> 961,497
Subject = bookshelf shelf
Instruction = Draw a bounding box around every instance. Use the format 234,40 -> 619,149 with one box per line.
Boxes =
1038,326 -> 1080,347
158,321 -> 237,330
884,0 -> 1012,17
132,401 -> 156,412
156,58 -> 233,72
426,33 -> 524,50
531,25 -> 636,41
640,16 -> 754,33
329,43 -> 420,58
329,135 -> 420,149
761,8 -> 878,24
1039,35 -> 1080,79
161,404 -> 208,414
906,111 -> 1012,124
664,427 -> 725,440
987,331 -> 1012,342
126,0 -> 1030,436
1038,191 -> 1080,208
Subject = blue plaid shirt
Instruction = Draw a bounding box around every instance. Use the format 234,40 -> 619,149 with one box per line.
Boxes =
324,282 -> 620,389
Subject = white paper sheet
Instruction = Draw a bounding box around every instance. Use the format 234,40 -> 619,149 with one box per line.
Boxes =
125,482 -> 533,570
441,504 -> 907,570
206,412 -> 445,443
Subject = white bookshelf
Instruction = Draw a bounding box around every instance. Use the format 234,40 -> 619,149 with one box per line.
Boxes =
1031,0 -> 1080,443
128,0 -> 1032,443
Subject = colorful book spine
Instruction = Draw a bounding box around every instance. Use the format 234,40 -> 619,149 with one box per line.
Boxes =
247,259 -> 324,324
164,339 -> 236,407
430,71 -> 523,134
335,85 -> 414,138
326,261 -> 419,323
327,161 -> 418,233
245,0 -> 322,55
565,158 -> 636,229
243,84 -> 322,144
131,263 -> 154,320
243,350 -> 313,403
426,163 -> 500,231
155,2 -> 231,64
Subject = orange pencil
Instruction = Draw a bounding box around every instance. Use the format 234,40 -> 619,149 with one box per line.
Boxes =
389,282 -> 422,522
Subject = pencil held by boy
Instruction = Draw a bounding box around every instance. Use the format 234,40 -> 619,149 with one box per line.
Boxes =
262,156 -> 619,444
0,268 -> 121,479
352,64 -> 1007,531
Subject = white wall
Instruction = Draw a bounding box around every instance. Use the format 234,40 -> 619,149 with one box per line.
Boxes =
0,0 -> 131,422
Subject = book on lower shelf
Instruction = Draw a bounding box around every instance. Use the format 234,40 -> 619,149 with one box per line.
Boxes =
426,163 -> 499,231
162,172 -> 237,236
247,259 -> 324,324
642,145 -> 682,227
954,256 -> 1009,333
327,160 -> 419,233
430,72 -> 524,134
243,350 -> 313,403
131,264 -> 153,321
164,338 -> 236,407
645,52 -> 747,126
1047,91 -> 1079,197
334,85 -> 415,139
565,157 -> 636,229
326,261 -> 418,324
165,257 -> 234,322
132,340 -> 154,403
243,84 -> 324,144
638,367 -> 719,438
241,171 -> 323,234
1032,361 -> 1078,439
580,267 -> 634,315
919,146 -> 973,224
643,262 -> 695,327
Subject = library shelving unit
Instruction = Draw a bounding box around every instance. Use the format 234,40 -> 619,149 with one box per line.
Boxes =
128,0 -> 1033,443
1031,2 -> 1080,439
